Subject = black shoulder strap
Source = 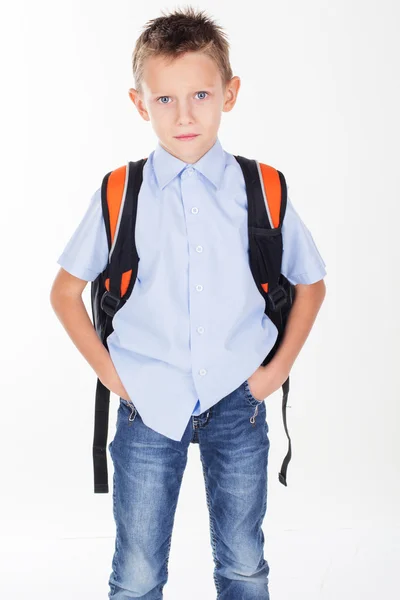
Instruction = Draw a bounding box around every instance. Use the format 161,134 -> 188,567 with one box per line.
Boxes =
91,158 -> 146,494
234,155 -> 293,488
233,155 -> 289,311
102,159 -> 146,316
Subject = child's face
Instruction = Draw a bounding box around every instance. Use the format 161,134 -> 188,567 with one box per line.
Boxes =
129,51 -> 240,163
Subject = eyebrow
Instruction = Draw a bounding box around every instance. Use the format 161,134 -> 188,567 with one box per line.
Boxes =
151,85 -> 216,95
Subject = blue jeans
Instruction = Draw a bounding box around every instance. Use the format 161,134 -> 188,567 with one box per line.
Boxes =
108,379 -> 270,599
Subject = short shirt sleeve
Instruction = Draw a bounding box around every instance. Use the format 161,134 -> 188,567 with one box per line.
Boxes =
281,194 -> 327,285
57,187 -> 109,281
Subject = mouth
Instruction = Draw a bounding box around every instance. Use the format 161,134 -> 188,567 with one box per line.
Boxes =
174,134 -> 199,140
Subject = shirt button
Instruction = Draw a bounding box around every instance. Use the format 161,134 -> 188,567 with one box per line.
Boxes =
199,368 -> 207,376
196,245 -> 203,253
197,326 -> 204,334
195,284 -> 203,292
186,167 -> 194,176
191,207 -> 199,214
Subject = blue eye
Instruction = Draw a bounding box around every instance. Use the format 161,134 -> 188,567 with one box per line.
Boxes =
156,91 -> 209,104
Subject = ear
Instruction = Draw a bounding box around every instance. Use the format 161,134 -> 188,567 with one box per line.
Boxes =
222,76 -> 241,113
128,88 -> 150,122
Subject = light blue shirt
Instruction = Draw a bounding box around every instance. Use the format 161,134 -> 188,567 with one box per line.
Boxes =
57,137 -> 327,441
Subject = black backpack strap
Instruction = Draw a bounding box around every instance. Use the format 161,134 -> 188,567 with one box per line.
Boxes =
278,377 -> 291,486
92,362 -> 113,493
101,160 -> 144,316
91,159 -> 146,493
234,154 -> 294,487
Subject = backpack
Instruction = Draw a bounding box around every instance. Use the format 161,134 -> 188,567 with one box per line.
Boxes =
91,155 -> 295,494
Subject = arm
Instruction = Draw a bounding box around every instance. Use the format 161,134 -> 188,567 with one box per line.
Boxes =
269,278 -> 326,374
248,279 -> 326,400
49,267 -> 130,399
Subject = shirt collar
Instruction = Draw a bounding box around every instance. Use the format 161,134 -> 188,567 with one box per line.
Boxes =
152,137 -> 226,191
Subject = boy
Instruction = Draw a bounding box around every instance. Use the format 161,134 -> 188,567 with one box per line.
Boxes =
50,7 -> 326,600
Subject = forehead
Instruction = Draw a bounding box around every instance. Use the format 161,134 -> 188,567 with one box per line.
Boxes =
142,51 -> 222,91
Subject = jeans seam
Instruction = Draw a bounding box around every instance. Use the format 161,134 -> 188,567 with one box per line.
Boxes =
200,454 -> 222,597
109,471 -> 119,598
159,531 -> 173,593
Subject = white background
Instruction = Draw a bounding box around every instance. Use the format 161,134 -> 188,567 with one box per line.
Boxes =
1,0 -> 399,598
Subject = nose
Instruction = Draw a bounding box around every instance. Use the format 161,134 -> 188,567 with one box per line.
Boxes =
176,100 -> 194,125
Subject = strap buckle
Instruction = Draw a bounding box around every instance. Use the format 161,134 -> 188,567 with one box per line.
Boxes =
100,290 -> 121,317
267,284 -> 288,311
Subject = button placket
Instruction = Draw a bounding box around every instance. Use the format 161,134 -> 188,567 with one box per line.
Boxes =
182,166 -> 207,384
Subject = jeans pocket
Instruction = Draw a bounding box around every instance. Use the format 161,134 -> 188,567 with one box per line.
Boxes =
244,379 -> 264,406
